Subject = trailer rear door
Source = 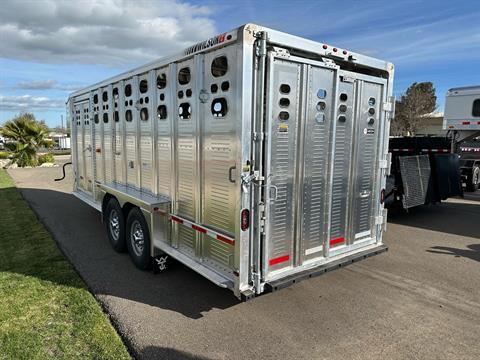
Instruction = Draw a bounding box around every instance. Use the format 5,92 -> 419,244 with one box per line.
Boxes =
263,51 -> 386,281
74,101 -> 93,194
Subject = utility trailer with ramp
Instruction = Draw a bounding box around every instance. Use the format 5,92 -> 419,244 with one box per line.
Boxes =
67,24 -> 394,299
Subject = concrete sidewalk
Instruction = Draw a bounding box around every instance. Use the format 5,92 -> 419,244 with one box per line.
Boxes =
7,164 -> 480,360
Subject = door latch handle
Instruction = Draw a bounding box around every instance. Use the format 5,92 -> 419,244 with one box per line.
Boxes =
269,185 -> 278,200
360,190 -> 371,198
228,166 -> 236,183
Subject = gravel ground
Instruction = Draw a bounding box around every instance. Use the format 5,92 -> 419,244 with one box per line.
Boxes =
7,160 -> 480,360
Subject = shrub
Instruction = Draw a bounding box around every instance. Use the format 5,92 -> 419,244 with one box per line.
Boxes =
0,151 -> 11,159
38,153 -> 55,165
0,113 -> 52,167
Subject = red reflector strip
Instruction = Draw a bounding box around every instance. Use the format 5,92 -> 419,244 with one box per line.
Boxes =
171,215 -> 183,224
269,255 -> 290,266
192,224 -> 206,233
216,234 -> 234,245
169,214 -> 235,245
330,237 -> 345,246
462,121 -> 470,125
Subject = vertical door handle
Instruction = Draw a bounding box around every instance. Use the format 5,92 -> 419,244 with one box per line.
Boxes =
228,166 -> 236,183
360,190 -> 371,198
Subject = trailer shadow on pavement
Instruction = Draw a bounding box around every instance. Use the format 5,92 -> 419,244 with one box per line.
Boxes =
427,244 -> 480,263
13,187 -> 240,319
387,199 -> 480,240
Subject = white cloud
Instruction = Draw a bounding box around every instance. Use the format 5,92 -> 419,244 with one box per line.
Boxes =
0,94 -> 65,111
0,0 -> 217,66
15,79 -> 57,89
14,79 -> 83,91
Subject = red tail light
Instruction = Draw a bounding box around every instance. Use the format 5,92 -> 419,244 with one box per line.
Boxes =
241,209 -> 250,231
380,189 -> 385,204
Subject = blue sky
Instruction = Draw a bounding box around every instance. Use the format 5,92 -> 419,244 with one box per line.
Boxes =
1,0 -> 479,127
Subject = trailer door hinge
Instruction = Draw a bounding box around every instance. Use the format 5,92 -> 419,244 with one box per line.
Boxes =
382,102 -> 393,112
321,57 -> 338,69
379,153 -> 392,175
258,203 -> 266,235
340,75 -> 355,83
271,46 -> 290,58
382,96 -> 395,113
253,132 -> 265,142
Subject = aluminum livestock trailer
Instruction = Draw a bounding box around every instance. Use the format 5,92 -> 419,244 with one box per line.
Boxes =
68,24 -> 394,299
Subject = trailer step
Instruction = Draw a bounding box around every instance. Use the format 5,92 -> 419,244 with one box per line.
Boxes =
264,244 -> 388,293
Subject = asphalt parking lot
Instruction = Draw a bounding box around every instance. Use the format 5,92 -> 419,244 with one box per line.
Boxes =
7,160 -> 480,360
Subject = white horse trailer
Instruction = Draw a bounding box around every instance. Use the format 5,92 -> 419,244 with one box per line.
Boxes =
68,24 -> 394,299
444,86 -> 480,144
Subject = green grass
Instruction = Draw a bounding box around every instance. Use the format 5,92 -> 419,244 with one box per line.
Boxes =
0,170 -> 131,360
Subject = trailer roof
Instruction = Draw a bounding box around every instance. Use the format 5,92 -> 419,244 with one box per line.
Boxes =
69,23 -> 392,100
448,85 -> 480,93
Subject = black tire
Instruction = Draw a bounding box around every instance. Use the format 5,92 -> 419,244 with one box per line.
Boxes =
126,207 -> 151,270
472,166 -> 480,191
467,167 -> 480,192
105,198 -> 126,252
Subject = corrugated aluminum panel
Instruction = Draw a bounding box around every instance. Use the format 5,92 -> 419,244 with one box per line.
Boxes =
93,120 -> 103,184
104,133 -> 113,184
300,65 -> 334,261
202,49 -> 238,236
156,68 -> 172,197
264,57 -> 301,274
124,79 -> 137,189
140,134 -> 153,193
175,58 -> 197,253
351,80 -> 382,241
329,77 -> 355,245
125,133 -> 136,187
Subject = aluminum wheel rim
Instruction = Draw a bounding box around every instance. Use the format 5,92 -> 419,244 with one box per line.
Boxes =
109,209 -> 120,241
130,220 -> 144,256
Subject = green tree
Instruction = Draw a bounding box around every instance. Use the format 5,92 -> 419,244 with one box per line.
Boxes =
0,113 -> 52,167
392,82 -> 437,136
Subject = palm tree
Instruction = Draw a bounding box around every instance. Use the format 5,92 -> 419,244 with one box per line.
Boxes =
0,113 -> 52,167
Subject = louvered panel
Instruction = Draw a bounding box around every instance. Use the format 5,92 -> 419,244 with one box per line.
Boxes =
140,134 -> 152,193
178,226 -> 195,256
104,134 -> 113,183
329,80 -> 354,242
265,58 -> 301,273
203,135 -> 235,232
114,132 -> 123,184
301,66 -> 334,261
177,137 -> 195,219
94,131 -> 103,183
157,137 -> 171,196
126,133 -> 136,188
352,80 -> 382,240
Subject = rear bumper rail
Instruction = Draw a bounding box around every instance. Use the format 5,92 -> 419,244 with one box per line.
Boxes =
264,244 -> 388,293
